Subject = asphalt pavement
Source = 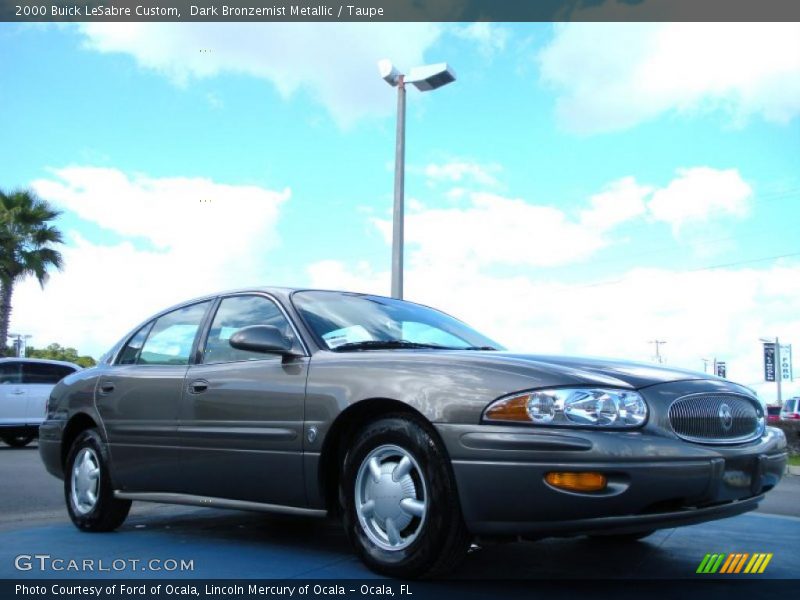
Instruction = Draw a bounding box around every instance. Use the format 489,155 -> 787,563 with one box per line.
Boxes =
1,442 -> 798,579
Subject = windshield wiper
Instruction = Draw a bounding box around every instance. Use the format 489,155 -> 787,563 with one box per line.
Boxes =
331,340 -> 453,352
462,346 -> 498,351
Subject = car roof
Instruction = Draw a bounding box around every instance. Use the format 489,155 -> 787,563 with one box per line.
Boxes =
0,357 -> 82,369
149,286 -> 402,318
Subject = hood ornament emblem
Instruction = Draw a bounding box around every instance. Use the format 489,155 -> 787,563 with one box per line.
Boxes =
718,404 -> 733,431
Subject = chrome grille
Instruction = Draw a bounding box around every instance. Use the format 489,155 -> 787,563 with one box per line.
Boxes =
668,393 -> 764,444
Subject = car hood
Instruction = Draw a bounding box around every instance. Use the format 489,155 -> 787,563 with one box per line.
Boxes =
434,351 -> 714,390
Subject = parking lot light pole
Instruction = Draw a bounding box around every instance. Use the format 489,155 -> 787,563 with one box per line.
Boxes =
391,73 -> 406,301
378,59 -> 456,299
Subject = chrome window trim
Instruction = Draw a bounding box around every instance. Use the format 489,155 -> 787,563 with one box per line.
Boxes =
108,291 -> 310,366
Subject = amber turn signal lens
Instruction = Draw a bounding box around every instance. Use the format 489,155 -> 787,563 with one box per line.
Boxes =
483,395 -> 531,421
545,471 -> 607,492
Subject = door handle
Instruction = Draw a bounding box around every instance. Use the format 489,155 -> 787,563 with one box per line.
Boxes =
11,389 -> 25,395
99,382 -> 115,394
188,380 -> 209,394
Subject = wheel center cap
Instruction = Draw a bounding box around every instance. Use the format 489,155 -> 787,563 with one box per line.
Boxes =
368,474 -> 405,520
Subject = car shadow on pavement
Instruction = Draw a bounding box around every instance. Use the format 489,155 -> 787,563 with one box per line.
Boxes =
117,507 -> 676,579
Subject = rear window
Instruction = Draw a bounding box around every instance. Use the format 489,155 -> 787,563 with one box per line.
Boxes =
783,399 -> 798,413
767,406 -> 780,416
21,363 -> 77,384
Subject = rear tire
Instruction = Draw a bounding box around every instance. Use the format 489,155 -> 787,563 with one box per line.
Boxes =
1,434 -> 34,448
341,415 -> 471,578
65,429 -> 131,532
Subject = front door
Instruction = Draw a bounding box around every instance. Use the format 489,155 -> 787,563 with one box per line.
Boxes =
178,294 -> 308,507
96,300 -> 213,492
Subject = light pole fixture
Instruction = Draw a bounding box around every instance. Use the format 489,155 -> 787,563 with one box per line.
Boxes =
8,333 -> 32,358
378,59 -> 456,299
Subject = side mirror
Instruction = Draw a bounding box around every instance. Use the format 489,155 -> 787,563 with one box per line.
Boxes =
229,325 -> 296,356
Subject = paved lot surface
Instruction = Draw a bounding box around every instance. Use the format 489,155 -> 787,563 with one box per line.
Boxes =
1,443 -> 798,579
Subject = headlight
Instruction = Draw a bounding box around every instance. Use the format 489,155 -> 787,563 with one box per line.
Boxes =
483,388 -> 648,428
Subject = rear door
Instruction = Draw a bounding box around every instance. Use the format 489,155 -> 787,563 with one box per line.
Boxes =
177,293 -> 308,506
21,363 -> 78,424
0,362 -> 25,425
96,300 -> 213,492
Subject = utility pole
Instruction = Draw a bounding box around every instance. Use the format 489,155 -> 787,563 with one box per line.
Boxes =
649,340 -> 667,364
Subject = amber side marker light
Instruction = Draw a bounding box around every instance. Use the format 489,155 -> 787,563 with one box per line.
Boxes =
545,472 -> 607,493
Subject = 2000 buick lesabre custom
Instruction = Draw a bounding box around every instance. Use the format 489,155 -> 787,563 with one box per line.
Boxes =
40,288 -> 787,577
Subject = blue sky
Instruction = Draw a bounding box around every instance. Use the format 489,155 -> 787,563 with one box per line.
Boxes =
2,22 -> 799,399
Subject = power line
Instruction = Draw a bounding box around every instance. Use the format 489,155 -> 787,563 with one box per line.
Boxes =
579,250 -> 800,290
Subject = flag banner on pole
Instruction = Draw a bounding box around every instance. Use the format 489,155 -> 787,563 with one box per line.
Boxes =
779,345 -> 793,382
764,343 -> 776,382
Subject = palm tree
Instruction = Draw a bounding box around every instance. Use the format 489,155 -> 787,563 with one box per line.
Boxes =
0,189 -> 64,356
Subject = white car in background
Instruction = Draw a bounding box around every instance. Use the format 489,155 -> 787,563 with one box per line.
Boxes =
0,358 -> 81,447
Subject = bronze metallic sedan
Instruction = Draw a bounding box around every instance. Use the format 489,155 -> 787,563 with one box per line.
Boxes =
39,288 -> 787,577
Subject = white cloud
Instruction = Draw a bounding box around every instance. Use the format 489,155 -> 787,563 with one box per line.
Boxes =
423,160 -> 501,187
580,176 -> 650,229
648,167 -> 752,232
372,191 -> 608,269
371,167 -> 748,269
451,23 -> 509,57
32,167 -> 288,253
539,23 -> 800,133
77,23 -> 443,126
13,167 -> 289,357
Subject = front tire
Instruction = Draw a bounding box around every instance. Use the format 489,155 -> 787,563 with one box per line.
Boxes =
1,434 -> 34,448
65,429 -> 131,532
341,415 -> 471,578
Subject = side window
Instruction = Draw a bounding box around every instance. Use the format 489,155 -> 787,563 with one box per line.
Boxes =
203,295 -> 294,364
138,302 -> 211,365
117,322 -> 154,365
22,363 -> 77,384
0,362 -> 22,384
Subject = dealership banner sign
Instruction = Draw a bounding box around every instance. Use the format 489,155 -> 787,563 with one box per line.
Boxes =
764,343 -> 776,382
779,345 -> 793,382
715,361 -> 727,379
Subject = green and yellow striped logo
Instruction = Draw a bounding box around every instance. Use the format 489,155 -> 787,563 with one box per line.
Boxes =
696,553 -> 773,574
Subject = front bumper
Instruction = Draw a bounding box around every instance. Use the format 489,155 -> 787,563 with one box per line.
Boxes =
434,424 -> 787,536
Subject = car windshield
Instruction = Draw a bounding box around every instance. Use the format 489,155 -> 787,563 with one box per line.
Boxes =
292,291 -> 503,352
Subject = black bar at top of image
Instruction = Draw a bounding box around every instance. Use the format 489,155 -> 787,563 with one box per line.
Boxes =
2,0 -> 800,22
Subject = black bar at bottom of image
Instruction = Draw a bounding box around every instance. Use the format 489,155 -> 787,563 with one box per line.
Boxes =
3,579 -> 799,600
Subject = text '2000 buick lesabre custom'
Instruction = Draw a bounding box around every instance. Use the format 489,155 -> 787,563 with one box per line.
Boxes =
39,288 -> 787,577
